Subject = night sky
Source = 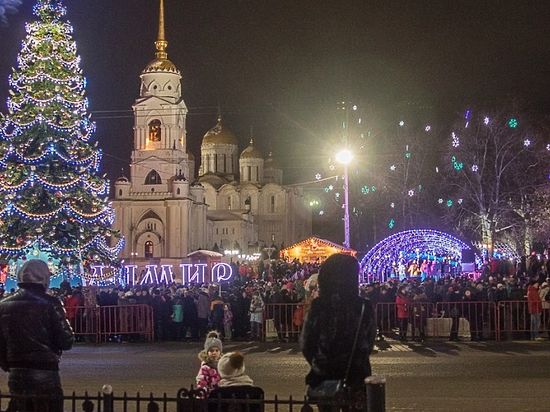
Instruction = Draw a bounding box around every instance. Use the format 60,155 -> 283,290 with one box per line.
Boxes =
1,0 -> 550,184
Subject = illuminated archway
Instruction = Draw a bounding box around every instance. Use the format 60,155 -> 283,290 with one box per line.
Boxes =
360,229 -> 475,280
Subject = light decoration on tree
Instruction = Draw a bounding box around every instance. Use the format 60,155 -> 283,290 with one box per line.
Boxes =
0,0 -> 123,284
508,118 -> 518,128
438,198 -> 444,204
425,125 -> 431,132
471,164 -> 478,172
446,199 -> 453,207
458,198 -> 463,204
452,132 -> 460,148
399,120 -> 405,127
484,116 -> 490,125
408,189 -> 415,197
523,139 -> 531,147
319,210 -> 324,216
360,229 -> 477,280
315,173 -> 322,180
390,202 -> 395,208
390,164 -> 396,171
387,218 -> 395,229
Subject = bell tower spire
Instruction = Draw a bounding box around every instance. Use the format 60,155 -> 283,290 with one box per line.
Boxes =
155,0 -> 168,60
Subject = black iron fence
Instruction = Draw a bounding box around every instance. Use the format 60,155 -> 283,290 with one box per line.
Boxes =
0,379 -> 386,412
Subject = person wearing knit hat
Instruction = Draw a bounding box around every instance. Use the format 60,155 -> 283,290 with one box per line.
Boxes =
196,331 -> 223,395
217,352 -> 254,387
0,259 -> 74,412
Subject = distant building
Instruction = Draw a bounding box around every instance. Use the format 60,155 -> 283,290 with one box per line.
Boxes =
112,0 -> 311,261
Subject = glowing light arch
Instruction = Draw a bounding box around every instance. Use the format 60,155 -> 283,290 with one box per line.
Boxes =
360,229 -> 475,279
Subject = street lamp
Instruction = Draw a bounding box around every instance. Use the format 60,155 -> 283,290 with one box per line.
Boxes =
335,148 -> 353,249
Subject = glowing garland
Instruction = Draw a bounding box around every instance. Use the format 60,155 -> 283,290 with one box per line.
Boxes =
360,229 -> 476,278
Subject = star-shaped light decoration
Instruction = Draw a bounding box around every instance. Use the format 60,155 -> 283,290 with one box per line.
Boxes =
315,173 -> 322,180
425,125 -> 431,132
484,116 -> 490,125
524,139 -> 531,147
438,198 -> 444,204
471,164 -> 479,172
408,189 -> 415,197
390,164 -> 396,171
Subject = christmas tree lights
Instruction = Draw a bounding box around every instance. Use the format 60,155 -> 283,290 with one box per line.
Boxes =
0,0 -> 123,283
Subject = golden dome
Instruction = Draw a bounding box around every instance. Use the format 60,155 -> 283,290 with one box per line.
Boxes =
142,58 -> 180,74
240,138 -> 263,159
202,117 -> 239,145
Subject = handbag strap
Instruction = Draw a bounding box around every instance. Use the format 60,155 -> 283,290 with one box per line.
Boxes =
343,301 -> 366,386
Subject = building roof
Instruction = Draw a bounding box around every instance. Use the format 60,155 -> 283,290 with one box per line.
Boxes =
240,138 -> 263,160
202,116 -> 239,145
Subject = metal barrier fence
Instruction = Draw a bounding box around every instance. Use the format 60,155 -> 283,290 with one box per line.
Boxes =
0,380 -> 386,412
68,305 -> 154,343
263,304 -> 303,341
265,301 -> 550,342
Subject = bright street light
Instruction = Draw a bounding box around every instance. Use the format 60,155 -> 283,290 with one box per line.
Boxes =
335,149 -> 353,165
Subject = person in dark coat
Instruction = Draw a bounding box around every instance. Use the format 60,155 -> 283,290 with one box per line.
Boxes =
0,260 -> 74,412
300,254 -> 376,407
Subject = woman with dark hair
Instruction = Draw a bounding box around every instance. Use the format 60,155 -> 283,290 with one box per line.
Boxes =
300,254 -> 376,408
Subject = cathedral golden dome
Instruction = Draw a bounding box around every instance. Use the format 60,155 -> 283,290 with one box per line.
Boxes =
240,138 -> 263,159
142,58 -> 180,74
202,116 -> 239,145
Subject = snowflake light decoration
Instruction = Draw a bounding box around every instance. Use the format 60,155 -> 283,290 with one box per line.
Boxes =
408,189 -> 415,197
446,199 -> 453,207
471,164 -> 478,172
452,132 -> 460,148
438,198 -> 444,204
484,116 -> 490,125
329,165 -> 335,171
399,120 -> 405,127
315,173 -> 322,180
508,118 -> 518,128
388,219 -> 395,229
319,210 -> 324,216
390,202 -> 395,208
390,164 -> 396,171
523,139 -> 531,147
546,144 -> 550,151
458,198 -> 463,204
425,125 -> 431,132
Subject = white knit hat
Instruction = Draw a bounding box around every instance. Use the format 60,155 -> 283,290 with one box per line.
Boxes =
203,331 -> 223,353
17,260 -> 51,289
218,352 -> 245,378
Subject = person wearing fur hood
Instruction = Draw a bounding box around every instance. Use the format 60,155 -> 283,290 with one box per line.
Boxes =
217,352 -> 254,387
196,331 -> 223,394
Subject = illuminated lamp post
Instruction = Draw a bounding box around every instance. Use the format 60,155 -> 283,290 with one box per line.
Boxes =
335,148 -> 353,249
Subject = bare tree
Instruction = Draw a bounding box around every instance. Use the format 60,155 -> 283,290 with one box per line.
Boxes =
441,109 -> 550,257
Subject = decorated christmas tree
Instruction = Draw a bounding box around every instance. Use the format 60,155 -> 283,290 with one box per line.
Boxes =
0,0 -> 123,285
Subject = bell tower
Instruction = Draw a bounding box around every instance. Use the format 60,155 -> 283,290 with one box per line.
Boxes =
129,0 -> 194,193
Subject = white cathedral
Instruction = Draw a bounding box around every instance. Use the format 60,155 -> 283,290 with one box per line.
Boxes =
112,0 -> 311,262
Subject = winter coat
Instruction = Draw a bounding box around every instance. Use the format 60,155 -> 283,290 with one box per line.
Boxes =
196,353 -> 221,394
197,293 -> 211,320
395,294 -> 410,319
527,286 -> 542,314
0,286 -> 74,371
300,296 -> 376,388
539,287 -> 550,310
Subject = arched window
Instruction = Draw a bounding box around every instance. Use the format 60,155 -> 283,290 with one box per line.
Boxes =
118,189 -> 122,196
145,170 -> 162,185
177,188 -> 181,195
144,241 -> 154,259
148,119 -> 162,142
270,195 -> 276,213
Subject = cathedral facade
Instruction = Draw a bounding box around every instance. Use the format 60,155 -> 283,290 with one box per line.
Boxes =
112,0 -> 311,261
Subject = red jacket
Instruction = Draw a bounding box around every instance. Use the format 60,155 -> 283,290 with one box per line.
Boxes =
527,285 -> 542,314
396,294 -> 410,319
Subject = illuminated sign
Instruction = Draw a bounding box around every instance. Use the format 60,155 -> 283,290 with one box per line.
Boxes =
89,262 -> 234,286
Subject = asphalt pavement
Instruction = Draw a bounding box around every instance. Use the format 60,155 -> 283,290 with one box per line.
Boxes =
0,339 -> 549,411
